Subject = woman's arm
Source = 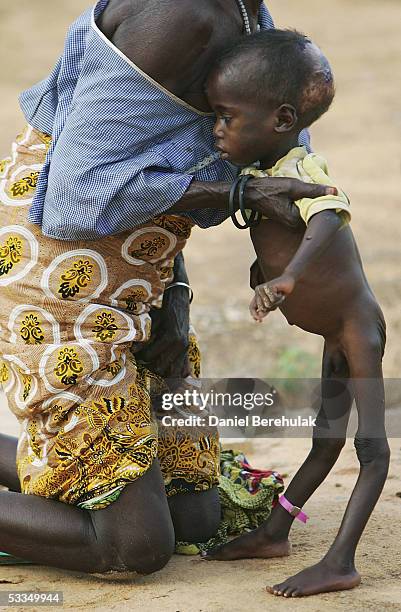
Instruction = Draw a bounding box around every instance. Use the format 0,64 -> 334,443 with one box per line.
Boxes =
135,252 -> 191,378
170,178 -> 337,228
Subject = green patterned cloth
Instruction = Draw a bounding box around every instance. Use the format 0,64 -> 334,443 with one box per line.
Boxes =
176,449 -> 284,554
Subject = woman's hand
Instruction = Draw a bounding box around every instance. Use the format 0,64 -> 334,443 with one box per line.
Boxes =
247,177 -> 338,228
250,273 -> 296,322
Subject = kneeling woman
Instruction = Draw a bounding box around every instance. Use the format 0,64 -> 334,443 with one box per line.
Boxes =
0,125 -> 222,573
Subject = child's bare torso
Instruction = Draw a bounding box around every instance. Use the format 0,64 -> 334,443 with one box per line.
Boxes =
251,221 -> 378,338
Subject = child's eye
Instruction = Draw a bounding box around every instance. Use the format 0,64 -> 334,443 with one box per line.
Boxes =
222,116 -> 232,125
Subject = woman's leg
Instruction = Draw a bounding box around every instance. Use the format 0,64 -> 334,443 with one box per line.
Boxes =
168,487 -> 221,543
203,341 -> 354,561
0,430 -> 220,549
0,460 -> 175,574
0,434 -> 20,492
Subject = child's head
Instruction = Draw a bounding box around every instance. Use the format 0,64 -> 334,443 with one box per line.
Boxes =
206,29 -> 335,167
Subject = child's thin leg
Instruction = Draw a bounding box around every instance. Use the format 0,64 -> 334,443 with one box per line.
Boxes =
0,433 -> 20,492
0,460 -> 175,574
204,342 -> 353,561
268,314 -> 389,597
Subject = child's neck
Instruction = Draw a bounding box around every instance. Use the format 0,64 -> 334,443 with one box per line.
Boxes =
259,133 -> 301,170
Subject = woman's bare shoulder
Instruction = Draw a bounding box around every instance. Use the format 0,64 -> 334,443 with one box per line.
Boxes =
98,0 -> 212,56
97,0 -> 213,89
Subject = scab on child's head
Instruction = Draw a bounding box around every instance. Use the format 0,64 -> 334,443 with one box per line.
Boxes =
206,29 -> 335,167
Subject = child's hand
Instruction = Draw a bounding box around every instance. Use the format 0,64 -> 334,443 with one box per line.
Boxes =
250,273 -> 295,322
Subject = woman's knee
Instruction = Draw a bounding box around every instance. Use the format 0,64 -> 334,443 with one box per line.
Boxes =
92,515 -> 175,574
89,470 -> 176,574
118,530 -> 175,574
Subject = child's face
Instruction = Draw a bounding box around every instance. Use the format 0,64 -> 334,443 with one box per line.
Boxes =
207,72 -> 280,167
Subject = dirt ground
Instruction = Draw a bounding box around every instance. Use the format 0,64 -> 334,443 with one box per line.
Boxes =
1,0 -> 401,610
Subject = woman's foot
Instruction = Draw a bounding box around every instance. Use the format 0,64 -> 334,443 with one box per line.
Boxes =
267,559 -> 361,597
201,526 -> 291,561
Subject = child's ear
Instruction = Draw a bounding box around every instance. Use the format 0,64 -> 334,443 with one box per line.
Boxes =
274,104 -> 298,132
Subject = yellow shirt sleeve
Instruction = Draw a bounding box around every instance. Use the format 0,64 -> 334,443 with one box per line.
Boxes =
293,153 -> 351,225
242,148 -> 351,226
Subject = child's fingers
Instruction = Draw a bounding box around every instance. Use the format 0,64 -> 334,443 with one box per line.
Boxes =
263,284 -> 279,303
255,291 -> 266,313
261,295 -> 273,309
251,309 -> 264,322
260,286 -> 274,309
249,296 -> 259,320
255,308 -> 267,322
250,297 -> 266,322
262,285 -> 285,309
257,308 -> 269,320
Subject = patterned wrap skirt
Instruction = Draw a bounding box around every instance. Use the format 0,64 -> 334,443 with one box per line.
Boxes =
0,126 -> 219,510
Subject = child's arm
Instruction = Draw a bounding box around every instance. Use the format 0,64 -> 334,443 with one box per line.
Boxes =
251,210 -> 342,320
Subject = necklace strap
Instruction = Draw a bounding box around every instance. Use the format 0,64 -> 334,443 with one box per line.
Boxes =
235,0 -> 252,35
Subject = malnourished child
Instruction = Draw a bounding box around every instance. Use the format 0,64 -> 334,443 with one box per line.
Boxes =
204,29 -> 389,598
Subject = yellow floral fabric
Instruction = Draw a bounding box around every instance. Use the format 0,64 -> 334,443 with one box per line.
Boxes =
0,126 -> 219,510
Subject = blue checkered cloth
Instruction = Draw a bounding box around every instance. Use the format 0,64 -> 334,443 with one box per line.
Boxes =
20,0 -> 310,240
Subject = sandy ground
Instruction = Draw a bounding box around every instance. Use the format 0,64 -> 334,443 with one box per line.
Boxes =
1,0 -> 401,610
0,430 -> 400,612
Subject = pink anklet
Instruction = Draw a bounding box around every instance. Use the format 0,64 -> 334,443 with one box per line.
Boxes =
278,495 -> 309,524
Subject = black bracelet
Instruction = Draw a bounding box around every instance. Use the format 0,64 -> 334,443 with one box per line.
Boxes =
229,175 -> 247,229
239,174 -> 262,228
229,174 -> 262,229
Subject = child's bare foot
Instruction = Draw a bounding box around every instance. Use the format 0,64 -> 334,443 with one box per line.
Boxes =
267,559 -> 361,597
201,526 -> 291,560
